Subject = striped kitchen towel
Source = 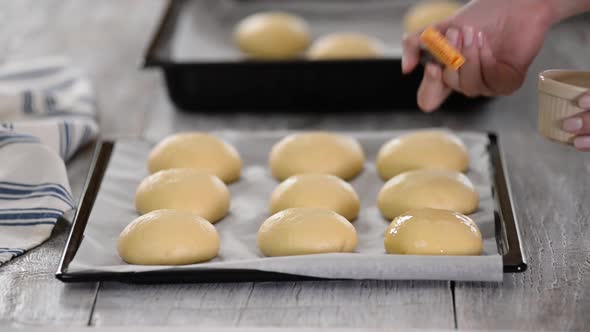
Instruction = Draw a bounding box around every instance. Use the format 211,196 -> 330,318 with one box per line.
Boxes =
0,57 -> 98,266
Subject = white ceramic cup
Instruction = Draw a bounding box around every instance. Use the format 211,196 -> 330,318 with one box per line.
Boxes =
538,70 -> 590,143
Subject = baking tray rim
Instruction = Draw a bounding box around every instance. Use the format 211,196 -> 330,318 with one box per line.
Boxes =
55,132 -> 527,283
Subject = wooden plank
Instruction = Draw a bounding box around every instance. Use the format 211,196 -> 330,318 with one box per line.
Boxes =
0,218 -> 97,327
237,280 -> 452,328
14,328 -> 457,332
454,132 -> 590,330
0,0 -> 166,326
92,282 -> 254,326
451,20 -> 590,330
93,280 -> 454,328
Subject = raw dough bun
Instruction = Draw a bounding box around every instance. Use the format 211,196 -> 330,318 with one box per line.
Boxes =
257,208 -> 358,256
234,12 -> 311,59
269,132 -> 365,181
403,1 -> 462,33
376,130 -> 468,180
118,209 -> 220,265
148,132 -> 242,183
384,208 -> 483,255
307,33 -> 382,60
270,173 -> 360,221
377,169 -> 478,219
135,169 -> 230,223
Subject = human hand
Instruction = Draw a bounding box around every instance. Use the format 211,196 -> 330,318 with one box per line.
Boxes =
402,0 -> 553,112
562,94 -> 590,152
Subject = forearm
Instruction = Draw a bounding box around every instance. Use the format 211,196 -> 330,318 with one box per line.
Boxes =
544,0 -> 590,24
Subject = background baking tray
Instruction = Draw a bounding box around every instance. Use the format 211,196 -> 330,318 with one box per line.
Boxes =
56,132 -> 526,284
144,0 -> 483,110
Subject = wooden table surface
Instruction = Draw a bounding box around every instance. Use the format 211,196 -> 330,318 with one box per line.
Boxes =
1,1 -> 589,330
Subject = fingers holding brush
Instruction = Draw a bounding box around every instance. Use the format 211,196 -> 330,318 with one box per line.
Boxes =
417,63 -> 452,112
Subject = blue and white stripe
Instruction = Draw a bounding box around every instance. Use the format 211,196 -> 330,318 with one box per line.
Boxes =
0,57 -> 98,266
0,209 -> 65,226
0,181 -> 74,207
0,131 -> 41,149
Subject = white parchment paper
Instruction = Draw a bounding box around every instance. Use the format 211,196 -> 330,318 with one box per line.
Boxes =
68,130 -> 503,282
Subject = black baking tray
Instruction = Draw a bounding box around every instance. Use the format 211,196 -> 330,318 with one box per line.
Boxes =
56,133 -> 526,283
144,0 -> 481,111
